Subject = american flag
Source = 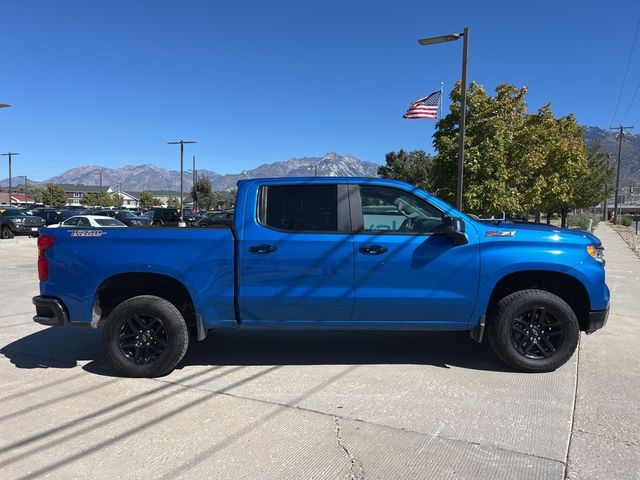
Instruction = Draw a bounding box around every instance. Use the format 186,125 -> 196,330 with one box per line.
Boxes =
403,91 -> 441,119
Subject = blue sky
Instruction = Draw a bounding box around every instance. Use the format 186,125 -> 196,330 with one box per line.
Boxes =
1,0 -> 639,180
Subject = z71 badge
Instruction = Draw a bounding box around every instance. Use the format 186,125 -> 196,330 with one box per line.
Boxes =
70,230 -> 107,237
485,230 -> 516,237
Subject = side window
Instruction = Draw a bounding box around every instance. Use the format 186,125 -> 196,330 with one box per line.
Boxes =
261,185 -> 338,232
64,217 -> 79,226
360,185 -> 443,234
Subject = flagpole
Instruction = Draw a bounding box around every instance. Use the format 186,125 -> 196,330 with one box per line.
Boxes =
439,81 -> 444,122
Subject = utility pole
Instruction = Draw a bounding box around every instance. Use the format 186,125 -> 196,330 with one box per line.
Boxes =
167,140 -> 197,226
609,125 -> 633,224
1,152 -> 20,206
602,153 -> 610,221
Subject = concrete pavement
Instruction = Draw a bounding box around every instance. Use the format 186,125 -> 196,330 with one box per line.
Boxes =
566,222 -> 640,479
0,225 -> 637,479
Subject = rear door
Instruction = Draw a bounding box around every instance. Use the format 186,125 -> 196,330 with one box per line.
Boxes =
239,183 -> 354,325
351,184 -> 480,327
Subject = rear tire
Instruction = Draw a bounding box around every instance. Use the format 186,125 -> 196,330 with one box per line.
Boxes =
102,295 -> 189,377
1,226 -> 14,239
487,289 -> 579,373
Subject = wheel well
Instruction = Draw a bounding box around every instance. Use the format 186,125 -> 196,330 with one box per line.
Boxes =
488,271 -> 591,331
96,273 -> 197,335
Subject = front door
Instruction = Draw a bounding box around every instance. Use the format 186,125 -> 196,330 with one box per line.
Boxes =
239,183 -> 354,325
351,184 -> 480,327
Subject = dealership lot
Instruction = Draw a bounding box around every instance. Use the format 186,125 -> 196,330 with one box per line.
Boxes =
0,224 -> 637,480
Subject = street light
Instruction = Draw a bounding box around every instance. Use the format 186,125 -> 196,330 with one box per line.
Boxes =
0,104 -> 10,108
418,27 -> 469,211
1,152 -> 20,206
167,140 -> 197,226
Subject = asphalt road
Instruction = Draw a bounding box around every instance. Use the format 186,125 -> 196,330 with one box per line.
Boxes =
0,224 -> 637,480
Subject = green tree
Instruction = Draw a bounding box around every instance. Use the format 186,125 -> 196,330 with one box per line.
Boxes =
42,184 -> 68,206
572,140 -> 614,210
191,176 -> 215,210
167,196 -> 179,208
26,184 -> 45,204
139,190 -> 154,208
432,82 -> 529,216
431,82 -> 590,226
110,194 -> 123,208
152,197 -> 162,206
80,192 -> 99,206
224,188 -> 237,209
378,149 -> 432,191
523,107 -> 590,226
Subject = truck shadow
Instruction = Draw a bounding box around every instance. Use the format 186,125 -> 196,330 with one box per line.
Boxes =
0,326 -> 511,374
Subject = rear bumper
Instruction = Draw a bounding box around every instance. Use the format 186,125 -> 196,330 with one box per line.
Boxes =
585,306 -> 609,334
33,296 -> 69,327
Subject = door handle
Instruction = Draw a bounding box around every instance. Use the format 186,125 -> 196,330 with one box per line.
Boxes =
359,245 -> 388,255
248,244 -> 277,254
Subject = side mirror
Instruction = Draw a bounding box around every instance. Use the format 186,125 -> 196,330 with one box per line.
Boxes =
442,216 -> 468,246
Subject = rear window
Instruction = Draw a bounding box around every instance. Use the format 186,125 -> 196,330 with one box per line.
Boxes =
95,218 -> 124,226
261,185 -> 338,232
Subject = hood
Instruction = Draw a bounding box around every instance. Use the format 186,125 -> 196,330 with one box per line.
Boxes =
473,220 -> 602,246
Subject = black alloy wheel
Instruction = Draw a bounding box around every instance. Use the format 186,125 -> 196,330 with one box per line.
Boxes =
487,289 -> 580,373
117,314 -> 169,365
510,307 -> 566,359
103,295 -> 189,377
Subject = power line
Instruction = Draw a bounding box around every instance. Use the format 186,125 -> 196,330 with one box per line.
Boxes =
621,80 -> 640,123
610,19 -> 640,128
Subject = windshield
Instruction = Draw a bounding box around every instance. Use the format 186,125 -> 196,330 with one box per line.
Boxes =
95,218 -> 125,226
1,209 -> 28,217
118,211 -> 136,218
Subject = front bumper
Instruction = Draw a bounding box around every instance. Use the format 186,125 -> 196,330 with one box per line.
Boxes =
33,296 -> 69,327
11,224 -> 42,235
585,306 -> 609,334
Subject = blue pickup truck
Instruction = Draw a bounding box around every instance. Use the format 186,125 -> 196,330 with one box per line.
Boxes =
33,177 -> 609,377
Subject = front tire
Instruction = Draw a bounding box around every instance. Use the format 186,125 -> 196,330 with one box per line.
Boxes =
102,295 -> 189,377
487,289 -> 579,373
1,226 -> 14,239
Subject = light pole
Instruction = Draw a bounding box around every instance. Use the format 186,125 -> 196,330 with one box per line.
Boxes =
0,104 -> 10,109
167,140 -> 197,226
1,152 -> 20,206
419,27 -> 469,211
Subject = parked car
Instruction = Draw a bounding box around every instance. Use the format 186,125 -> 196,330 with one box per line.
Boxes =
143,207 -> 181,226
33,177 -> 609,377
0,208 -> 45,239
49,215 -> 127,228
115,210 -> 152,227
196,210 -> 234,227
30,208 -> 75,226
182,208 -> 203,226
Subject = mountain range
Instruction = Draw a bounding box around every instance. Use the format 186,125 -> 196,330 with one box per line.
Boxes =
0,152 -> 379,192
583,126 -> 640,187
2,126 -> 639,192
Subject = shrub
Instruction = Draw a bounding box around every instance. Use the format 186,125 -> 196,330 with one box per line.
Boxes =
621,215 -> 633,227
567,212 -> 600,231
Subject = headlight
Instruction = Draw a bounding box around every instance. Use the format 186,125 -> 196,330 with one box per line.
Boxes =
586,245 -> 605,264
11,218 -> 23,223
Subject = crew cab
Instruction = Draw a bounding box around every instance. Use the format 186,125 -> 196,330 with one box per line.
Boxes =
32,178 -> 609,377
